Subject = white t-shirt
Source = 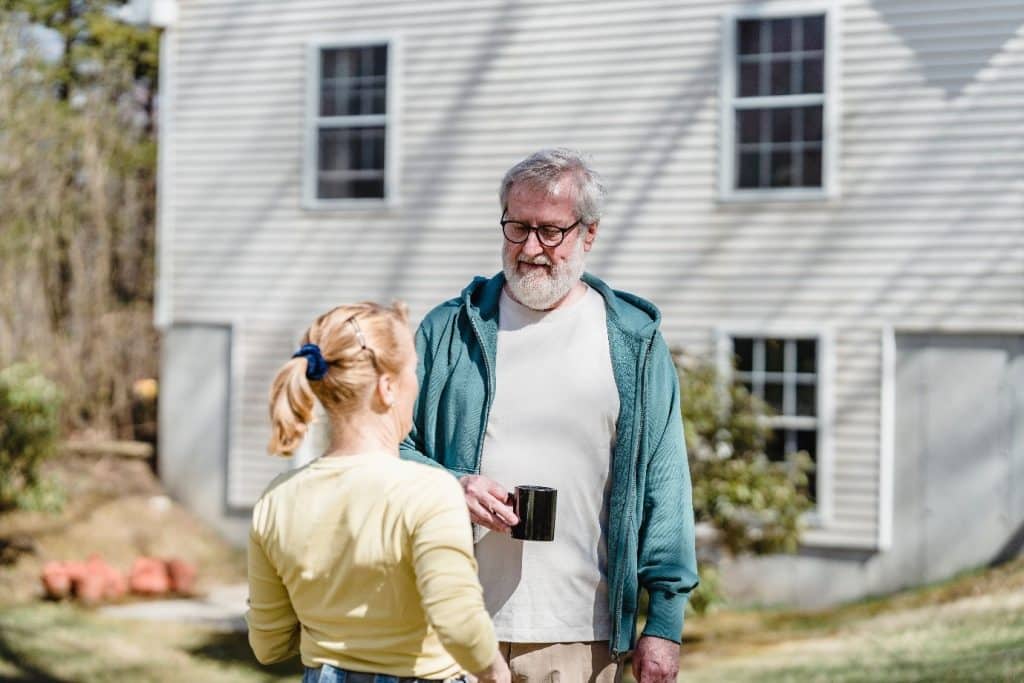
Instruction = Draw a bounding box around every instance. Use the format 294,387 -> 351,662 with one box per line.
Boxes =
476,285 -> 620,642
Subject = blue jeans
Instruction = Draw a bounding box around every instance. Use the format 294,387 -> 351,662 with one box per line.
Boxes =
301,664 -> 467,683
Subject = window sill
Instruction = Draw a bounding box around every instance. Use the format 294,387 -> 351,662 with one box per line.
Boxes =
301,197 -> 400,212
798,525 -> 879,552
717,187 -> 839,204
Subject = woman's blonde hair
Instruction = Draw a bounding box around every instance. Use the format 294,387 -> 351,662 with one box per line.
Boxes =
267,301 -> 410,456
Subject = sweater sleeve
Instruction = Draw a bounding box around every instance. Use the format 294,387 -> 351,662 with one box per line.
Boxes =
399,315 -> 447,470
246,526 -> 300,664
399,312 -> 468,479
410,474 -> 498,673
637,335 -> 700,643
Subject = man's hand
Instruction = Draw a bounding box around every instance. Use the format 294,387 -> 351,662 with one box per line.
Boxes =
632,635 -> 680,683
459,474 -> 519,533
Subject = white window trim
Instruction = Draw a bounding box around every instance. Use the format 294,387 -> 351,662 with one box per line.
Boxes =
718,1 -> 841,202
714,324 -> 836,530
303,34 -> 402,210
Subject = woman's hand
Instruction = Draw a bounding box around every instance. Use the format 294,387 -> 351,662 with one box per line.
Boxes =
473,651 -> 511,683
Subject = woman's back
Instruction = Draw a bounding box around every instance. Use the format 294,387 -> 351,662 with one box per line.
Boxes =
248,453 -> 494,680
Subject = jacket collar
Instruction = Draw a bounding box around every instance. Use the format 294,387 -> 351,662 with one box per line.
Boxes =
461,271 -> 661,342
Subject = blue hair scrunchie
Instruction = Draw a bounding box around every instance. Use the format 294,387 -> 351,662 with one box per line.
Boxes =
292,343 -> 329,381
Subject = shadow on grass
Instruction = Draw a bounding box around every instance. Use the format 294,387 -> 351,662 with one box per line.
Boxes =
188,630 -> 301,678
0,624 -> 74,683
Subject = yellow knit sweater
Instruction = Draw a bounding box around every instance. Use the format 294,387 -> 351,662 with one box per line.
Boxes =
246,452 -> 497,678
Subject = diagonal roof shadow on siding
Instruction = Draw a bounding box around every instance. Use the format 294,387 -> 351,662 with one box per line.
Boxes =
382,0 -> 517,301
870,0 -> 1024,100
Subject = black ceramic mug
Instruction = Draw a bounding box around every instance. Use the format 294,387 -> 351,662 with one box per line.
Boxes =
507,485 -> 557,541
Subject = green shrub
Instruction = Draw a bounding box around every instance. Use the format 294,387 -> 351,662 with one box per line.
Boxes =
687,562 -> 726,617
677,353 -> 814,556
0,363 -> 63,510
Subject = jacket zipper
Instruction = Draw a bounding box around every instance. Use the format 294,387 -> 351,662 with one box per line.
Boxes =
467,310 -> 494,474
611,335 -> 654,657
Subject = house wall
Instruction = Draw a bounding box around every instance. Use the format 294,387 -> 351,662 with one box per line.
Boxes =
722,332 -> 1024,608
159,0 -> 1024,591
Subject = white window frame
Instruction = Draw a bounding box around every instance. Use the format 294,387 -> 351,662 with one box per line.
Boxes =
715,325 -> 835,529
718,2 -> 840,202
303,34 -> 401,210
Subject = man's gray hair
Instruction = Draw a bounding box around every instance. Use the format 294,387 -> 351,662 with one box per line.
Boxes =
499,148 -> 607,226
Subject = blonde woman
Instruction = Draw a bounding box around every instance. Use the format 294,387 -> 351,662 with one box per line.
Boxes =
247,302 -> 510,683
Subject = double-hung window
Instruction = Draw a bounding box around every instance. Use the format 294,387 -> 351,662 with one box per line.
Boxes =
726,335 -> 828,506
720,7 -> 838,199
305,37 -> 398,207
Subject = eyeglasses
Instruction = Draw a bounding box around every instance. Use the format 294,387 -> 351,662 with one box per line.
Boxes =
500,210 -> 582,248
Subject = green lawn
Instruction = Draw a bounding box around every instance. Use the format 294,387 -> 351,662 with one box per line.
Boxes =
0,603 -> 300,683
2,561 -> 1024,682
678,594 -> 1024,682
676,558 -> 1024,682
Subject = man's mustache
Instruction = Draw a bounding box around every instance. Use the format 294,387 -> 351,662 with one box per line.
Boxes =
518,255 -> 552,266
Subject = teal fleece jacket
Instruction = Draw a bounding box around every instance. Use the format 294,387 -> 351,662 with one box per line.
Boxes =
399,272 -> 699,655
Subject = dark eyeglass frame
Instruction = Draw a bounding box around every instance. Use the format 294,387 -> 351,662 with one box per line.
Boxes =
500,209 -> 583,248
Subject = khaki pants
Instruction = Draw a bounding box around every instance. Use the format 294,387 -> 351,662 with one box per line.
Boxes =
498,641 -> 623,683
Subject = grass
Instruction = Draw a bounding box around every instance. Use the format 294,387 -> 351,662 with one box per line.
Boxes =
1,562 -> 1022,682
3,454 -> 1023,681
0,602 -> 300,683
676,558 -> 1024,682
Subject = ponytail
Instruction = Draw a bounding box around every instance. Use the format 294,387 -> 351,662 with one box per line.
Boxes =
268,357 -> 316,456
266,301 -> 410,456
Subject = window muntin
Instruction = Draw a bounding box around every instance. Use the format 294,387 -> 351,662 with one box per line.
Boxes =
732,335 -> 819,501
310,42 -> 391,203
729,13 -> 829,193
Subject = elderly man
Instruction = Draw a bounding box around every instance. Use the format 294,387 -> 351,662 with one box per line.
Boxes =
400,148 -> 698,683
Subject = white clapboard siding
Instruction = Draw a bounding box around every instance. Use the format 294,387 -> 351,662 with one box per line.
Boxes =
164,0 -> 1024,548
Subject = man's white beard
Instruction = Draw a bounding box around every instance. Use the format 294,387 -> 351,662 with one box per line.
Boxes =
503,239 -> 586,310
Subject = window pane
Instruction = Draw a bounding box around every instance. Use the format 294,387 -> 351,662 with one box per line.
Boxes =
764,381 -> 784,413
796,429 -> 818,502
765,338 -> 785,371
803,105 -> 823,141
733,337 -> 754,371
321,47 -> 357,80
351,178 -> 385,198
738,151 -> 761,188
797,384 -> 817,416
766,429 -> 786,462
796,429 -> 817,460
796,339 -> 817,373
804,15 -> 825,51
317,126 -> 386,199
802,57 -> 824,94
372,89 -> 386,114
372,45 -> 388,76
770,149 -> 794,187
770,59 -> 792,95
738,19 -> 761,54
771,107 -> 793,143
739,62 -> 761,97
738,109 -> 761,143
319,176 -> 386,200
801,148 -> 822,187
320,45 -> 388,116
770,18 -> 793,52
